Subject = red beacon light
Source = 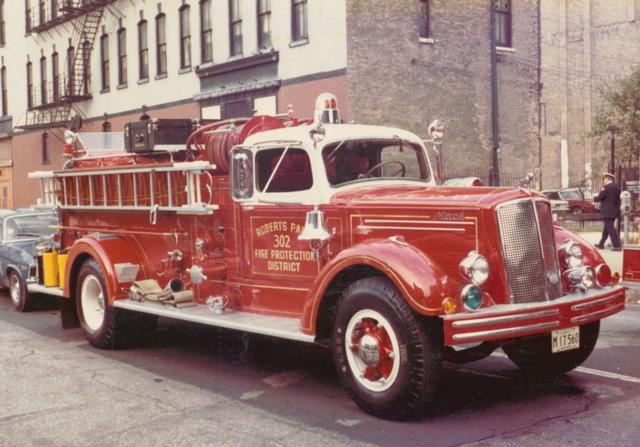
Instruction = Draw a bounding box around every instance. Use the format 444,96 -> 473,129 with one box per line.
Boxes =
313,93 -> 341,125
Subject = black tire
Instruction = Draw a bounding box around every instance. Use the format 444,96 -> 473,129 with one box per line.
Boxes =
9,270 -> 33,312
503,321 -> 600,376
332,276 -> 442,420
76,259 -> 156,349
571,206 -> 583,214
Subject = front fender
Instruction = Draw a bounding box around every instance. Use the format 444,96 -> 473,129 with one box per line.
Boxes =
63,234 -> 148,303
301,238 -> 453,334
554,226 -> 607,267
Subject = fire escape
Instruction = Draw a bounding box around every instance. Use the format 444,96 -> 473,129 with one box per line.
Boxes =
21,1 -> 116,129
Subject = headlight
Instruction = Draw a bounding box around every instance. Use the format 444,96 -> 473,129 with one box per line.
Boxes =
563,266 -> 595,290
459,251 -> 490,285
559,240 -> 583,268
581,267 -> 595,289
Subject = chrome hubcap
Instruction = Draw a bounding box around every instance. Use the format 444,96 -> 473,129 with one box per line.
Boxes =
345,309 -> 400,392
9,275 -> 20,305
81,274 -> 105,332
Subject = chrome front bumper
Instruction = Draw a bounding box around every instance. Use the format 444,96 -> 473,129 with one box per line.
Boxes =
442,286 -> 625,346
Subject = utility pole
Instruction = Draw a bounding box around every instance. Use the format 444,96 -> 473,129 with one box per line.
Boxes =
490,0 -> 500,186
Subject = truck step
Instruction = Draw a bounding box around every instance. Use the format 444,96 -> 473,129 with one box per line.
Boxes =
27,284 -> 64,297
113,299 -> 315,343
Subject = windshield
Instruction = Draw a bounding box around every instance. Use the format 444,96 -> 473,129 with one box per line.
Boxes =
323,139 -> 430,186
4,214 -> 57,241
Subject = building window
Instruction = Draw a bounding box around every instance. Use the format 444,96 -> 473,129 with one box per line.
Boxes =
50,0 -> 56,20
1,66 -> 7,115
38,0 -> 45,25
66,45 -> 74,95
200,0 -> 212,63
156,13 -> 167,76
179,5 -> 192,69
102,120 -> 111,132
494,0 -> 511,47
100,34 -> 109,90
117,27 -> 127,86
257,0 -> 271,50
39,56 -> 47,105
1,186 -> 7,209
229,0 -> 242,56
26,61 -> 33,109
0,0 -> 5,45
82,40 -> 91,95
138,19 -> 148,80
291,0 -> 308,43
52,51 -> 59,101
25,0 -> 31,33
419,0 -> 430,39
41,132 -> 49,164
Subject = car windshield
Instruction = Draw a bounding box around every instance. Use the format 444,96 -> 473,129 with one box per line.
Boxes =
323,139 -> 430,186
4,214 -> 57,241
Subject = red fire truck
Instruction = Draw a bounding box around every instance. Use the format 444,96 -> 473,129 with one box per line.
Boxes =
28,94 -> 624,419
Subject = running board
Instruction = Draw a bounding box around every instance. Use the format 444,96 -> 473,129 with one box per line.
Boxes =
27,283 -> 64,297
113,299 -> 315,343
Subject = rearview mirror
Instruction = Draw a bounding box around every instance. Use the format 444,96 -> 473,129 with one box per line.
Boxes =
230,147 -> 254,201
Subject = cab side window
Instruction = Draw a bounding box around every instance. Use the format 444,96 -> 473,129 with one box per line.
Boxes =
256,147 -> 312,193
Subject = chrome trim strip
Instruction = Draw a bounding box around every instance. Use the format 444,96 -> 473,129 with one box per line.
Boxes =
452,309 -> 559,328
364,219 -> 474,226
357,225 -> 465,232
452,321 -> 560,342
571,294 -> 623,312
571,303 -> 625,324
114,299 -> 315,343
26,284 -> 64,297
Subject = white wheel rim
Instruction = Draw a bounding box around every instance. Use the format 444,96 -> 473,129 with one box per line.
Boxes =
81,274 -> 105,332
345,309 -> 401,392
9,274 -> 20,306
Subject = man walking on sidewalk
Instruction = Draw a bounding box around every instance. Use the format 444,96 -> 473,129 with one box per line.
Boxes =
594,172 -> 622,251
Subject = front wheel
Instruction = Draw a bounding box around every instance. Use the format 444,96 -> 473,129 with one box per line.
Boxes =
503,321 -> 600,376
9,270 -> 33,312
332,276 -> 442,420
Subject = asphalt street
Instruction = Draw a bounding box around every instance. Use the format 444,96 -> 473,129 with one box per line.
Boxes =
1,293 -> 639,447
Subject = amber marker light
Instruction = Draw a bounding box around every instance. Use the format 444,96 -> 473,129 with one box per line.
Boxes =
442,297 -> 457,314
611,272 -> 621,285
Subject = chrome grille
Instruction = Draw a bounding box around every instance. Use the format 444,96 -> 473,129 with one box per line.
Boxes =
496,199 -> 562,304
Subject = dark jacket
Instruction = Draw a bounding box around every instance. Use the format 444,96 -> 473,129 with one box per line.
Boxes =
594,182 -> 621,219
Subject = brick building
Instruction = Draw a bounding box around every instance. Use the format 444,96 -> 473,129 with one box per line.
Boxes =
540,0 -> 640,189
346,0 -> 542,184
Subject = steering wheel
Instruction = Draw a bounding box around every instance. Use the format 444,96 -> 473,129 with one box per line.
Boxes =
365,160 -> 406,178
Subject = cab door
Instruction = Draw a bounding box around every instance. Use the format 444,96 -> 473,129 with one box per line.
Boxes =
236,145 -> 319,316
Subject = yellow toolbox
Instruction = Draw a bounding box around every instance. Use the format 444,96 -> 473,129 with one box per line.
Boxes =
42,252 -> 59,287
57,254 -> 68,289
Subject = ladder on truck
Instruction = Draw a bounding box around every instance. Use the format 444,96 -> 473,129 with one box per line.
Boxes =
29,161 -> 218,218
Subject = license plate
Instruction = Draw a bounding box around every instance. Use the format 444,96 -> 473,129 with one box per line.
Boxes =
551,326 -> 580,353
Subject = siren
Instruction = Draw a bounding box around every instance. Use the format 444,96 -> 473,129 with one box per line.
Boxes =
313,93 -> 341,125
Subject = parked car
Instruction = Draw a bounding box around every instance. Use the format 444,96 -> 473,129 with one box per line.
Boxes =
0,210 -> 58,311
542,188 -> 596,214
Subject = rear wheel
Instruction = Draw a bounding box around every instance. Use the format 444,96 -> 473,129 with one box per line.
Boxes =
332,276 -> 442,420
571,206 -> 584,214
76,259 -> 155,349
9,270 -> 33,312
503,321 -> 600,376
